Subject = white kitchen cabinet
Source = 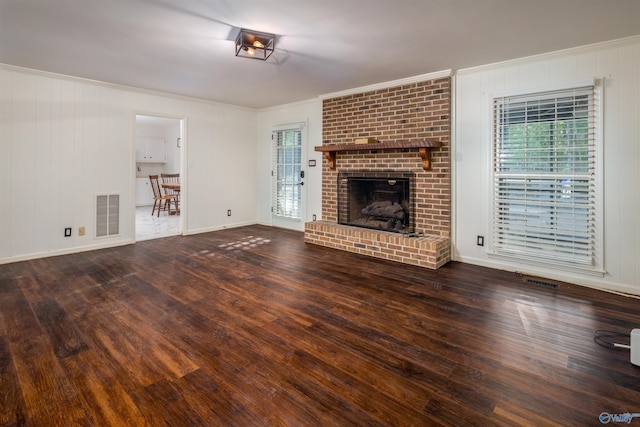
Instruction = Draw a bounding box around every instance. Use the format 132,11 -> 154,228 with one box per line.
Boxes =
136,178 -> 154,206
136,137 -> 166,163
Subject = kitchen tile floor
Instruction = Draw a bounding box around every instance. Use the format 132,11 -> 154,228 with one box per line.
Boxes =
136,206 -> 180,241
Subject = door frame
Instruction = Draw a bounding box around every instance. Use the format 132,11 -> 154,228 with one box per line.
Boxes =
133,112 -> 186,241
271,121 -> 307,231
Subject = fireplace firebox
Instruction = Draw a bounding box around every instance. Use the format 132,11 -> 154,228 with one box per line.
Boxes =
338,171 -> 415,234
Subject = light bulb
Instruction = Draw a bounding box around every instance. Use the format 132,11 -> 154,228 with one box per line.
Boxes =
253,40 -> 264,49
246,47 -> 255,55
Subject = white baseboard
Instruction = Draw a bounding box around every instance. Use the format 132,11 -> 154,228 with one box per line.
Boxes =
184,221 -> 259,236
0,238 -> 135,266
453,254 -> 640,297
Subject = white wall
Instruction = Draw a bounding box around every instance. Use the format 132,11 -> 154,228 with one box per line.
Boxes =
453,36 -> 640,295
0,65 -> 258,263
256,99 -> 323,230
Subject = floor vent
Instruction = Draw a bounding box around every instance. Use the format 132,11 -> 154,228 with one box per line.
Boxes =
522,277 -> 559,289
96,194 -> 120,237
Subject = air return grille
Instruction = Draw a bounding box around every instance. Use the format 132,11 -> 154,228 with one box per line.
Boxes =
96,194 -> 120,237
522,277 -> 559,289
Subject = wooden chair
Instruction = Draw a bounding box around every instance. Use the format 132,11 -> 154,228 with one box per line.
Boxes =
149,175 -> 177,217
161,173 -> 180,207
160,173 -> 180,203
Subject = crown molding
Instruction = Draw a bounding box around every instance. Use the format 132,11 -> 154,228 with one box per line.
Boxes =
318,69 -> 453,100
0,62 -> 256,112
456,35 -> 640,76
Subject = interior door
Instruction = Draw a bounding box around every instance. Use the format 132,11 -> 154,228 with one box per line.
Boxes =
272,123 -> 306,231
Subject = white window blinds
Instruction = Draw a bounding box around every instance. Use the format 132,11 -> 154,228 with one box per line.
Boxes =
492,86 -> 596,265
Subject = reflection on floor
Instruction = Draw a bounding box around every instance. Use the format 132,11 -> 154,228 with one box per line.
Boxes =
135,206 -> 180,241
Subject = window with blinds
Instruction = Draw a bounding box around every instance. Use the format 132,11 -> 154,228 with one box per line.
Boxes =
273,127 -> 302,219
492,85 -> 597,266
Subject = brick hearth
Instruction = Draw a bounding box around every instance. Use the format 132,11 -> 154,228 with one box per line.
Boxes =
305,221 -> 450,269
305,76 -> 452,269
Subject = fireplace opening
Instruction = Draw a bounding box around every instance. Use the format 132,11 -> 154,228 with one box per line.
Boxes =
338,171 -> 414,234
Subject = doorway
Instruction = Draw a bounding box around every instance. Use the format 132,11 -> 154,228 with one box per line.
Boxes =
271,123 -> 307,231
135,114 -> 183,241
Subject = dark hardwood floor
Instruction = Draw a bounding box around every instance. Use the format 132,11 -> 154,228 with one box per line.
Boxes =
1,225 -> 639,426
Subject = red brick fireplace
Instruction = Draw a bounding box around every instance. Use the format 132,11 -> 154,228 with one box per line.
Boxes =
305,77 -> 451,269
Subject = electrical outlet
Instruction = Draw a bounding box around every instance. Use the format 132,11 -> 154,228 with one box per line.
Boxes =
78,226 -> 85,236
477,235 -> 484,246
64,227 -> 72,237
312,214 -> 317,221
227,209 -> 232,217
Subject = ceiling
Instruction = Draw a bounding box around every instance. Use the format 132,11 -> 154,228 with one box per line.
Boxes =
1,0 -> 639,109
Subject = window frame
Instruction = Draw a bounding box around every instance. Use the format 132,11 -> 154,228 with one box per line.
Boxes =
488,80 -> 604,275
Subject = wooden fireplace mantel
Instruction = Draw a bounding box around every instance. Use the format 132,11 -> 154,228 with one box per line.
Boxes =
314,140 -> 443,171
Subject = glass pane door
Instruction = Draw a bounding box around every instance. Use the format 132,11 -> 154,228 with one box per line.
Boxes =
273,128 -> 303,220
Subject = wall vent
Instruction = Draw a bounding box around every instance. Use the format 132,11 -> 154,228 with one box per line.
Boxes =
522,277 -> 559,289
96,194 -> 120,237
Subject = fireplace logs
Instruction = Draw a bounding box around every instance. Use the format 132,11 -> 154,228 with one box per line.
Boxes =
360,200 -> 407,231
362,200 -> 405,223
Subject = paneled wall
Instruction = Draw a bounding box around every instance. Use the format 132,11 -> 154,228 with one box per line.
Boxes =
0,65 -> 258,264
454,36 -> 640,295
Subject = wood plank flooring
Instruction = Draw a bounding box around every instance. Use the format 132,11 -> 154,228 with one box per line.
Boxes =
1,225 -> 639,426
